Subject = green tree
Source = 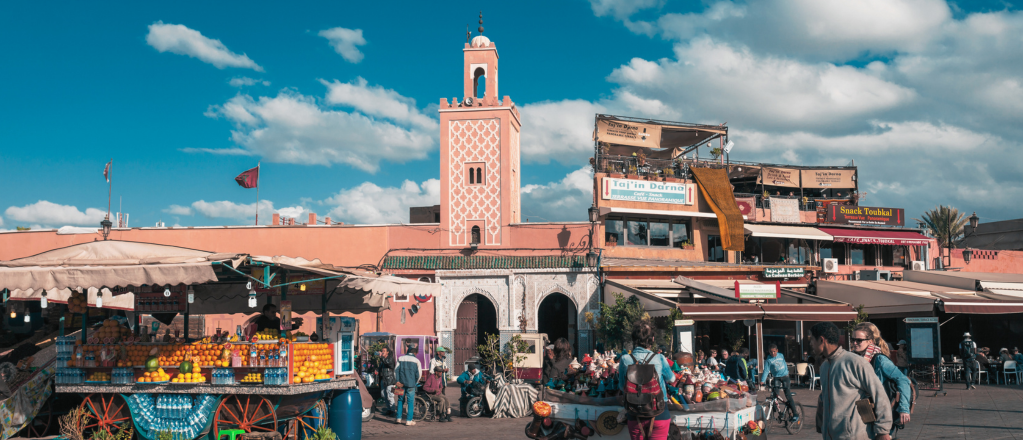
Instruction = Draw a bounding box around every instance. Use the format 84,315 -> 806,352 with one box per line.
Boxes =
915,205 -> 967,249
844,304 -> 868,333
585,292 -> 649,351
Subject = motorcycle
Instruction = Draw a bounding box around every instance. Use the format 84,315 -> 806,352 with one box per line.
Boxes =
465,375 -> 499,418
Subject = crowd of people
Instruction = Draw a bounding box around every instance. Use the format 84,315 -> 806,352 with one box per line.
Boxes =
958,332 -> 1022,388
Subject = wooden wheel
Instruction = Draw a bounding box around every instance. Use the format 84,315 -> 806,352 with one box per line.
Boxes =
283,400 -> 327,440
80,394 -> 131,437
214,395 -> 278,434
18,396 -> 53,438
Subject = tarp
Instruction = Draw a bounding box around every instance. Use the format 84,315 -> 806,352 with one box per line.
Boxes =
490,376 -> 539,419
676,304 -> 763,321
0,241 -> 245,292
818,228 -> 929,246
691,167 -> 744,251
594,115 -> 725,150
744,224 -> 833,241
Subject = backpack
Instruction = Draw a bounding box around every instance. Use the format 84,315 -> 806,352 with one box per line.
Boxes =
960,340 -> 976,360
869,354 -> 916,419
624,352 -> 666,419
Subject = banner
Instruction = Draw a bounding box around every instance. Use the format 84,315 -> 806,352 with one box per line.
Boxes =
758,167 -> 800,187
770,198 -> 800,223
827,205 -> 905,226
601,177 -> 695,205
595,118 -> 662,148
764,267 -> 805,278
800,169 -> 856,188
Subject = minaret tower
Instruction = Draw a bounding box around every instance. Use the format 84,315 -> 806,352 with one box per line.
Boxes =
439,12 -> 522,248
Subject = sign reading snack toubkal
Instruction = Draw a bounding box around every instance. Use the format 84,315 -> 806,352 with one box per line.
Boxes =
601,177 -> 695,205
827,205 -> 905,226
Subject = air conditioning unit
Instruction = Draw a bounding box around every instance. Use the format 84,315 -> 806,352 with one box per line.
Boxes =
823,258 -> 839,273
853,270 -> 861,280
910,261 -> 925,271
860,270 -> 891,281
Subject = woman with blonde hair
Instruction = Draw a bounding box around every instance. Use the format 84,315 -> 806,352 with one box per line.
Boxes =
850,322 -> 913,431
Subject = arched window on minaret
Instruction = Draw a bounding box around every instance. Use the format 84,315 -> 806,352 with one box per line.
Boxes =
471,226 -> 481,244
473,67 -> 486,99
476,167 -> 483,184
469,167 -> 475,184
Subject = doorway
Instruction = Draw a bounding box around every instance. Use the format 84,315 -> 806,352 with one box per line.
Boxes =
454,294 -> 499,371
537,293 -> 577,356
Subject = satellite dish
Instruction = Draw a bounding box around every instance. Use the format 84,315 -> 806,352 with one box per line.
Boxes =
463,96 -> 474,106
723,140 -> 735,154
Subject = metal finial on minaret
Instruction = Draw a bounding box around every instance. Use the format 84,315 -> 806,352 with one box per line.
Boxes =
466,25 -> 471,42
478,11 -> 484,34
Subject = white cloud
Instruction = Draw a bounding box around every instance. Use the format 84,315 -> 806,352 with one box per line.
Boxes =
146,21 -> 263,71
228,77 -> 270,87
179,147 -> 254,156
204,81 -> 436,172
321,77 -> 436,130
276,206 -> 305,219
520,168 -> 594,222
4,200 -> 106,227
589,0 -> 663,20
325,179 -> 440,224
0,216 -> 4,226
318,27 -> 367,63
191,200 -> 274,223
164,205 -> 193,216
519,100 -> 606,164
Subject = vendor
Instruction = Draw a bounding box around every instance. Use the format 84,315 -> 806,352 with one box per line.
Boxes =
254,303 -> 303,332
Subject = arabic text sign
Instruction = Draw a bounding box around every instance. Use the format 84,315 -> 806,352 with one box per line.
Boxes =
601,177 -> 695,205
763,267 -> 806,278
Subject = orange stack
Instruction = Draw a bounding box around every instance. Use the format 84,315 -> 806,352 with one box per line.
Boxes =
292,343 -> 333,383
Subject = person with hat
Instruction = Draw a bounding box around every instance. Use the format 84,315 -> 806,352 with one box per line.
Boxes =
894,340 -> 910,375
976,347 -> 994,383
960,332 -> 979,390
1014,347 -> 1023,365
426,347 -> 452,422
457,363 -> 486,417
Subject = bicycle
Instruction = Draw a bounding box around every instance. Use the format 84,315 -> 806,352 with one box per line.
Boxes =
761,379 -> 804,435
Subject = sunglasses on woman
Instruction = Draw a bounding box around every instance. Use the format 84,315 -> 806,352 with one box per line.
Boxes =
851,338 -> 871,344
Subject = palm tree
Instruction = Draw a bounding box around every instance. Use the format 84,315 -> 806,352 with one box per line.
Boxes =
914,205 -> 967,249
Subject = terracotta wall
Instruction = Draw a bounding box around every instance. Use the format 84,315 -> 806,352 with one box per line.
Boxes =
947,249 -> 1023,274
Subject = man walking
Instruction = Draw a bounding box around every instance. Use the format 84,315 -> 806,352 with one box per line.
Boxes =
393,345 -> 423,426
811,322 -> 892,440
760,344 -> 798,422
960,332 -> 978,390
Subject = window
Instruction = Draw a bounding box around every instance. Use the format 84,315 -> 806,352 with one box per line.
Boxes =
626,220 -> 647,246
893,246 -> 907,266
474,67 -> 486,98
469,168 -> 475,184
394,293 -> 410,302
466,164 -> 485,185
672,221 -> 691,248
605,219 -> 624,245
850,244 -> 866,265
650,221 -> 669,246
477,167 -> 483,184
708,235 -> 725,262
471,225 -> 481,244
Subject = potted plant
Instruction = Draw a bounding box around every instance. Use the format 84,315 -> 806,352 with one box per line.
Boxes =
677,240 -> 695,250
607,236 -> 618,247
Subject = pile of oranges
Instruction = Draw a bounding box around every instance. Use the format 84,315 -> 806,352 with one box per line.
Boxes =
292,343 -> 333,383
138,369 -> 170,382
118,345 -> 152,366
172,371 -> 206,383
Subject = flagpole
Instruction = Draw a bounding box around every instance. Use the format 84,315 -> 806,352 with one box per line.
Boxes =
255,162 -> 260,226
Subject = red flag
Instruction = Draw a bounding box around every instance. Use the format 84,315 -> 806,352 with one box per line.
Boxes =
235,165 -> 259,188
103,160 -> 112,183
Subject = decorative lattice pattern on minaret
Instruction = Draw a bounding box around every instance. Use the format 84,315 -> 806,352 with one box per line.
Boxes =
448,118 -> 502,246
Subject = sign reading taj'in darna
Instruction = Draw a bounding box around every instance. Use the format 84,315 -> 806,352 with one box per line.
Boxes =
601,177 -> 695,205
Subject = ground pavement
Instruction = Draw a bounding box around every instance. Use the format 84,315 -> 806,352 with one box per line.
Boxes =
361,382 -> 1023,440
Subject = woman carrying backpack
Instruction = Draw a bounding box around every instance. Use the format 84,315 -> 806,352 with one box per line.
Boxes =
851,323 -> 913,431
617,320 -> 676,440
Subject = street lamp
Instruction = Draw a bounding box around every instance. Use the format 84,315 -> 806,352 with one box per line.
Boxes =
586,250 -> 599,268
588,206 -> 599,223
969,212 -> 979,229
963,247 -> 973,265
100,216 -> 113,240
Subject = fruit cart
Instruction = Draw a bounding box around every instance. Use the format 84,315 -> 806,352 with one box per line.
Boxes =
1,241 -> 439,440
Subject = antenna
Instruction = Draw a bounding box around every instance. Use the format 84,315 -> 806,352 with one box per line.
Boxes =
466,25 -> 470,42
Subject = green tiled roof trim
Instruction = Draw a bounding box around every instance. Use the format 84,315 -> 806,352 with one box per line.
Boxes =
382,255 -> 586,270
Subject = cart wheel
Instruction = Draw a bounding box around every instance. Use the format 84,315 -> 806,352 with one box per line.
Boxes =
283,400 -> 327,440
80,394 -> 131,437
18,396 -> 53,438
214,395 -> 279,434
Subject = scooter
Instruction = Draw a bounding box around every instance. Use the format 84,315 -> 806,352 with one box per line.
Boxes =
465,375 -> 496,418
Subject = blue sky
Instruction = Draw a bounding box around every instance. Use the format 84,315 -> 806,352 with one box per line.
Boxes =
2,0 -> 1022,229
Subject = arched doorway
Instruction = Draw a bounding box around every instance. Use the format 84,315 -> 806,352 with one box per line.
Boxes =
537,293 -> 577,356
454,294 -> 499,371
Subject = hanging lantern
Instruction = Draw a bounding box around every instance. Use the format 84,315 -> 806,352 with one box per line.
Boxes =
248,290 -> 257,308
24,313 -> 30,323
300,283 -> 307,292
41,290 -> 48,309
9,310 -> 14,319
163,286 -> 172,297
96,292 -> 103,308
187,286 -> 195,304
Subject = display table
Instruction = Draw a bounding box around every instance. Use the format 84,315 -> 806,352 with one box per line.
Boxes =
55,377 -> 356,395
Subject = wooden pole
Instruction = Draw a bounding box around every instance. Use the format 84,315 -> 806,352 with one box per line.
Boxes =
756,319 -> 765,384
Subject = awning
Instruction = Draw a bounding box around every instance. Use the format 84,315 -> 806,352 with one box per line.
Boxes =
691,167 -> 744,251
604,280 -> 681,317
938,298 -> 1023,314
816,280 -> 939,318
676,304 -> 763,321
817,228 -> 929,246
745,224 -> 833,241
598,206 -> 731,220
759,304 -> 857,321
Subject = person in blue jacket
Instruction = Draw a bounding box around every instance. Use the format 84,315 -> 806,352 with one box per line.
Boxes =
852,323 -> 912,427
456,363 -> 487,417
760,344 -> 798,422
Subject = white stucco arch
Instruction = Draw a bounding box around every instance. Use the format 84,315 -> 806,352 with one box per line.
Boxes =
449,286 -> 504,330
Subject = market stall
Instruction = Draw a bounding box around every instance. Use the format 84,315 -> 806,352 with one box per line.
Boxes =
0,241 -> 437,440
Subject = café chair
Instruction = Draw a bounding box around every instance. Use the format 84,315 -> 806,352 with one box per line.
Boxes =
1004,361 -> 1019,385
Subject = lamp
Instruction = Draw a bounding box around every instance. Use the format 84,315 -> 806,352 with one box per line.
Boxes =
300,283 -> 307,292
586,250 -> 599,268
963,247 -> 973,265
9,311 -> 14,319
163,287 -> 171,297
100,217 -> 113,240
588,206 -> 599,223
41,290 -> 47,309
187,286 -> 194,304
969,212 -> 979,229
248,290 -> 257,308
24,314 -> 30,323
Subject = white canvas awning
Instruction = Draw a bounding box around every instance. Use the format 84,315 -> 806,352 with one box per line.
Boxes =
744,224 -> 833,241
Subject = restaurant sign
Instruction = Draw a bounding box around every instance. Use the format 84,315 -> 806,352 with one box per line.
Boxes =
763,267 -> 805,278
601,177 -> 695,205
735,281 -> 780,300
827,205 -> 904,226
